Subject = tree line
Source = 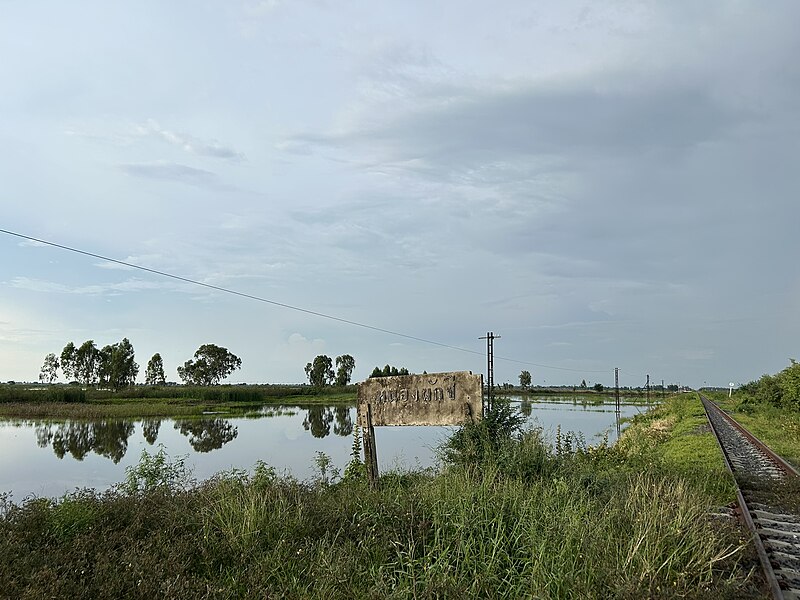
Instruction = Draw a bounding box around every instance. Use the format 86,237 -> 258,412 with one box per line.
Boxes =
739,359 -> 800,411
39,340 -> 242,389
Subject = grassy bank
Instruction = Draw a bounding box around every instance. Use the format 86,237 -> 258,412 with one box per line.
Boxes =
616,392 -> 736,503
703,390 -> 800,469
0,384 -> 356,419
0,398 -> 762,599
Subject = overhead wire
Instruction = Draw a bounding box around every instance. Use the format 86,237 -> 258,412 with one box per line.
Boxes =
1,227 -> 610,374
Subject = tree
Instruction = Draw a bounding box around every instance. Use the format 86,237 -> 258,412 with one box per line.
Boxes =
519,370 -> 531,389
369,365 -> 409,378
39,353 -> 59,384
305,355 -> 334,387
60,342 -> 77,382
593,383 -> 604,392
98,338 -> 139,390
177,344 -> 242,386
145,353 -> 166,385
74,340 -> 100,385
335,354 -> 356,386
580,379 -> 587,389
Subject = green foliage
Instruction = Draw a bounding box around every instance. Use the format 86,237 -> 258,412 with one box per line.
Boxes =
593,382 -> 604,392
119,446 -> 193,495
737,359 -> 800,411
98,338 -> 139,390
518,369 -> 531,389
177,343 -> 242,386
439,399 -> 526,468
144,353 -> 166,385
305,354 -> 334,387
343,426 -> 365,482
334,354 -> 356,386
75,340 -> 100,385
59,342 -> 77,382
369,364 -> 409,378
39,353 -> 59,384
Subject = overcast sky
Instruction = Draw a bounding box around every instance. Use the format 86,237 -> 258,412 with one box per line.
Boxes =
2,1 -> 798,388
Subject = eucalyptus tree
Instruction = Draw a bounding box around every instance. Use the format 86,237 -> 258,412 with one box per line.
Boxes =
39,353 -> 59,383
335,354 -> 356,386
98,338 -> 139,390
60,342 -> 77,382
305,355 -> 334,387
519,370 -> 531,389
145,353 -> 166,385
74,340 -> 100,385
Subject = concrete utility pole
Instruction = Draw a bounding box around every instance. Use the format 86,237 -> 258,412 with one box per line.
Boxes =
479,332 -> 500,413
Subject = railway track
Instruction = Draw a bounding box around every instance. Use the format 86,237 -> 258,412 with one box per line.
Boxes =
701,395 -> 800,600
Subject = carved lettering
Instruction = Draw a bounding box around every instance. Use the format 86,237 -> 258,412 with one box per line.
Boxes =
433,388 -> 444,402
447,384 -> 456,400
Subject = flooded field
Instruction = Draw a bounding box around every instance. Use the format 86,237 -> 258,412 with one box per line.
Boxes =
0,396 -> 646,500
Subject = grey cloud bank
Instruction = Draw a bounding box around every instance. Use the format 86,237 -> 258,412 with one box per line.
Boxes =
1,1 -> 799,388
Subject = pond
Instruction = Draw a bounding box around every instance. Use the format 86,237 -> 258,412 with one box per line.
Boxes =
0,396 -> 647,501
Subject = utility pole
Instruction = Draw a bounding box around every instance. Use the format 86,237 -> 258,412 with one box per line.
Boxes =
661,379 -> 665,401
646,374 -> 650,404
479,332 -> 500,414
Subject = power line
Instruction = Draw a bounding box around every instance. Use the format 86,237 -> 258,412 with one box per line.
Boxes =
1,227 -> 608,374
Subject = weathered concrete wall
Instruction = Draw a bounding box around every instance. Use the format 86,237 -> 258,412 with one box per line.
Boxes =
357,371 -> 482,426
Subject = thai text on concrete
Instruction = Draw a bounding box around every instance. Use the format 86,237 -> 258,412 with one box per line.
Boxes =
357,371 -> 482,426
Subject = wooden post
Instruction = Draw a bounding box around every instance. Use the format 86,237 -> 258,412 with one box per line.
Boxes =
362,403 -> 379,489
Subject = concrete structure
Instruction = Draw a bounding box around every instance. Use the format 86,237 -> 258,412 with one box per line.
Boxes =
357,371 -> 482,426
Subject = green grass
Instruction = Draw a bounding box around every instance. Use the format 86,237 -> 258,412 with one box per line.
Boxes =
614,393 -> 737,504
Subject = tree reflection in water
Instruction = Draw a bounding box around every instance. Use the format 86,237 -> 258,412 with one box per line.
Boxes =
141,419 -> 161,445
303,406 -> 353,438
174,418 -> 238,452
34,420 -> 135,463
520,399 -> 533,418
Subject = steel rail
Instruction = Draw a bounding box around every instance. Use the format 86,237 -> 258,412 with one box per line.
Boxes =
701,396 -> 785,600
700,394 -> 799,600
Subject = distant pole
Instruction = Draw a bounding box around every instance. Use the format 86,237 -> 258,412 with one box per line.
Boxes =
646,374 -> 650,404
662,379 -> 665,401
478,332 -> 500,413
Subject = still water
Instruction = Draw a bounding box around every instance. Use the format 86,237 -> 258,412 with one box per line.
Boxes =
0,396 -> 645,501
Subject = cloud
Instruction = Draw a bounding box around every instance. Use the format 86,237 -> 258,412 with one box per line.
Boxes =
118,162 -> 234,190
139,120 -> 246,161
10,277 -> 173,296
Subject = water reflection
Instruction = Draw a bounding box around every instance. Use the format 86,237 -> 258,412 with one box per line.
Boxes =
302,406 -> 353,438
32,417 -> 241,461
35,420 -> 135,463
174,418 -> 238,452
142,419 -> 161,445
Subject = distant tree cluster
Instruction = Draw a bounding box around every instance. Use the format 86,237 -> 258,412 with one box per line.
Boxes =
42,338 -> 140,390
39,341 -> 243,388
739,359 -> 800,411
369,364 -> 410,378
304,354 -> 356,387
